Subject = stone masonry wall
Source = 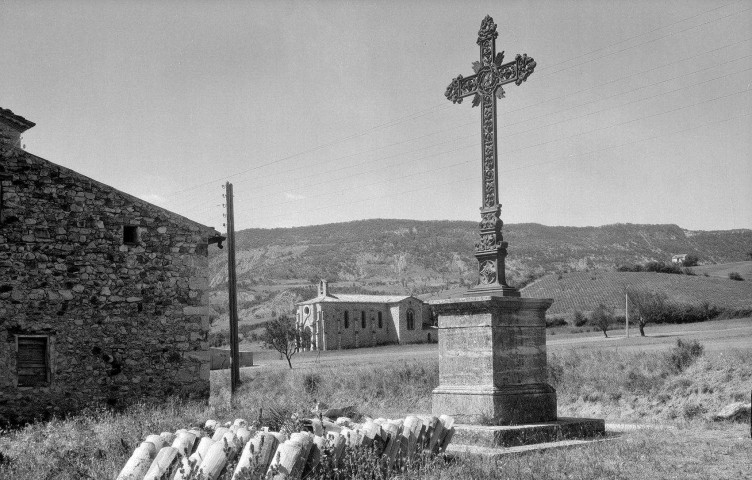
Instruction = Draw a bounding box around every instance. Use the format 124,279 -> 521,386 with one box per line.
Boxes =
296,299 -> 435,351
0,147 -> 215,425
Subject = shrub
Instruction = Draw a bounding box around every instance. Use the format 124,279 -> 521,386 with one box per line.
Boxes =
728,272 -> 744,281
666,339 -> 704,373
546,316 -> 568,328
573,310 -> 588,327
682,254 -> 699,267
302,373 -> 322,395
209,330 -> 229,347
644,261 -> 683,274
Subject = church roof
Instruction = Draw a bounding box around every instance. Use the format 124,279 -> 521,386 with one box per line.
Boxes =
297,293 -> 414,305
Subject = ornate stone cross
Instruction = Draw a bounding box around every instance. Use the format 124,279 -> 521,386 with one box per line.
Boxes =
445,15 -> 536,297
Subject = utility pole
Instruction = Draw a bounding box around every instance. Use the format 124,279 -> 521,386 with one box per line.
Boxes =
625,291 -> 630,338
225,182 -> 240,394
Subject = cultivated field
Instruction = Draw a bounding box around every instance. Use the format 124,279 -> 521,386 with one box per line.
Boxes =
521,270 -> 752,316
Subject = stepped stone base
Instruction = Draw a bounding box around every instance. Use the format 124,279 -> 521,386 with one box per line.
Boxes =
433,384 -> 556,425
451,417 -> 605,448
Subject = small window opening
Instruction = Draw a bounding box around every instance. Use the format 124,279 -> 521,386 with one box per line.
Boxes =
361,311 -> 366,329
378,311 -> 383,329
344,311 -> 349,329
123,226 -> 138,245
406,309 -> 415,330
17,336 -> 49,386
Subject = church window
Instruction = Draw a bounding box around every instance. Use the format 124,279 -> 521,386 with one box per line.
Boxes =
406,309 -> 415,330
344,311 -> 349,329
123,225 -> 138,245
16,336 -> 49,386
361,311 -> 366,329
378,311 -> 383,328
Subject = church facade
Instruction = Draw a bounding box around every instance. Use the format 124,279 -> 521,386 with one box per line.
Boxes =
0,107 -> 223,425
295,280 -> 435,350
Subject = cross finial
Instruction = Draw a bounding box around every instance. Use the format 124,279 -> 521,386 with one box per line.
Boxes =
477,15 -> 498,44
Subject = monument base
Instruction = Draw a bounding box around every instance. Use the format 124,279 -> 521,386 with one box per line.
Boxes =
466,283 -> 520,297
429,295 -> 557,426
451,417 -> 606,448
432,384 -> 556,425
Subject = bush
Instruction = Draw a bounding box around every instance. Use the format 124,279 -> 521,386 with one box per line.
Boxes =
627,290 -> 722,335
209,330 -> 229,347
728,272 -> 744,281
682,254 -> 699,267
573,310 -> 588,327
617,261 -> 688,275
666,339 -> 704,373
546,316 -> 568,328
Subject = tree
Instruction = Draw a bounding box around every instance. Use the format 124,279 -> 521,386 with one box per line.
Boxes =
626,289 -> 669,337
262,315 -> 309,369
589,303 -> 613,338
682,254 -> 699,267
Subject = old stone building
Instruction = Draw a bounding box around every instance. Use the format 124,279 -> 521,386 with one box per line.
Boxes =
0,107 -> 223,425
295,280 -> 435,350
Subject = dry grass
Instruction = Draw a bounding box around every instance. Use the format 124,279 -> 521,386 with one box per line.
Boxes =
0,345 -> 750,479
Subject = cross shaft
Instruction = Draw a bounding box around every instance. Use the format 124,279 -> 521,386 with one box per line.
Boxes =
445,15 -> 536,296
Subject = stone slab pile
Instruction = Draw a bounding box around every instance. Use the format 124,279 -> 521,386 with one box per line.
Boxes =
116,414 -> 455,480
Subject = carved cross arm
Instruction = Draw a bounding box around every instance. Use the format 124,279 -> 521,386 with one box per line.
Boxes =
445,74 -> 479,104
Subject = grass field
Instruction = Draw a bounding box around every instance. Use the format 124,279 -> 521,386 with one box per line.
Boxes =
1,320 -> 751,479
691,260 -> 752,279
249,317 -> 752,370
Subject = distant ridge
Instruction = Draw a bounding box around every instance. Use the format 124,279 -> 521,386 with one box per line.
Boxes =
210,219 -> 752,291
207,220 -> 752,327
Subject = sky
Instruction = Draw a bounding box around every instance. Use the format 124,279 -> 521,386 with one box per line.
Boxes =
2,0 -> 750,232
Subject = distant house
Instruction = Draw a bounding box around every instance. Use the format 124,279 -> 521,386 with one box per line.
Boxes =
671,254 -> 688,264
295,280 -> 435,350
0,107 -> 224,424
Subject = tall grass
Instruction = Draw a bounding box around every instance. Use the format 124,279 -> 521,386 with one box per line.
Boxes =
1,346 -> 750,479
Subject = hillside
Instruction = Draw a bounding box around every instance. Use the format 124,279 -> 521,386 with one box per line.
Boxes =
520,271 -> 752,316
207,220 -> 752,329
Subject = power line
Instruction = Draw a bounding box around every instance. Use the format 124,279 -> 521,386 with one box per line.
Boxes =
242,88 -> 751,216
245,111 -> 750,225
538,1 -> 741,72
536,4 -> 751,80
161,103 -> 451,198
172,48 -> 752,221
181,66 -> 752,220
224,48 -> 751,206
160,5 -> 750,201
238,62 -> 752,204
504,62 -> 752,136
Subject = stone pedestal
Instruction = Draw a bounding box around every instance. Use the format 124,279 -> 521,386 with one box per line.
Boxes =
430,295 -> 556,425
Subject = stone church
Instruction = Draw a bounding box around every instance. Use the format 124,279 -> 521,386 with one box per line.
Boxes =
295,280 -> 435,350
0,107 -> 223,425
